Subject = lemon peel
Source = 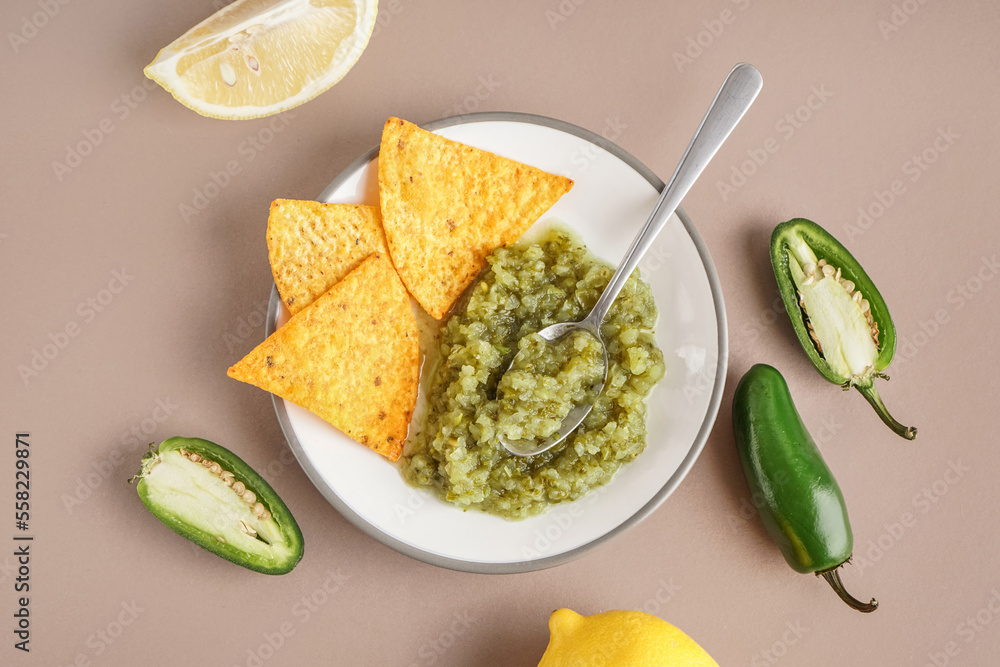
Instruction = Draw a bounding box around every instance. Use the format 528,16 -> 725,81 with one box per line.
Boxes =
538,608 -> 719,667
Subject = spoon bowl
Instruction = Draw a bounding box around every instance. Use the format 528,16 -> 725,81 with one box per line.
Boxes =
497,63 -> 763,457
496,319 -> 607,457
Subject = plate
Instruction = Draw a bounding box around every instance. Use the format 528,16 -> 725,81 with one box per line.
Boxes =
267,112 -> 727,573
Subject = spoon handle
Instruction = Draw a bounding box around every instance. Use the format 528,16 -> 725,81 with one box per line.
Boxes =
587,63 -> 763,327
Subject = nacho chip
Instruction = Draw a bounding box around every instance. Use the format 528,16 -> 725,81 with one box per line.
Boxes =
378,117 -> 573,319
227,253 -> 418,461
266,199 -> 388,315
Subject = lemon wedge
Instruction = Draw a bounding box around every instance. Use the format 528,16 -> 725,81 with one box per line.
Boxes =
145,0 -> 378,120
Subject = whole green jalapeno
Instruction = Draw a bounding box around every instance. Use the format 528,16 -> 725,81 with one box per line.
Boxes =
129,437 -> 304,575
732,364 -> 877,613
770,218 -> 916,439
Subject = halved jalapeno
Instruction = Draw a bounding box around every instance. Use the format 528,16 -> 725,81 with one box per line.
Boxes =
770,218 -> 916,440
130,437 -> 304,574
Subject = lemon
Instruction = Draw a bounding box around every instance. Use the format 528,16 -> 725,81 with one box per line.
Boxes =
537,608 -> 720,667
144,0 -> 378,120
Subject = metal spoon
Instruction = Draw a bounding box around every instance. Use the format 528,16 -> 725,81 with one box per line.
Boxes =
498,63 -> 763,457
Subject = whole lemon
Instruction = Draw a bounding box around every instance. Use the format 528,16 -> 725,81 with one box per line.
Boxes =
537,608 -> 719,667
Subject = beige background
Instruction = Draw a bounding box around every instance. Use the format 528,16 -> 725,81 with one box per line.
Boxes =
3,0 -> 999,665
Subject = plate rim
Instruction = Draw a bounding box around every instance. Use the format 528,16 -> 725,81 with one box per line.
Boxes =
267,111 -> 729,574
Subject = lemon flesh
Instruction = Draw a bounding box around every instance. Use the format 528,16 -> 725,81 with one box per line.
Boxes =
538,608 -> 719,667
145,0 -> 378,119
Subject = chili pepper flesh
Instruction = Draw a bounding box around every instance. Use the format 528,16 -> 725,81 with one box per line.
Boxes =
130,437 -> 304,575
732,364 -> 878,613
771,218 -> 916,440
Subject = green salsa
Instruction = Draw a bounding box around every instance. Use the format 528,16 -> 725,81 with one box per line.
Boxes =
402,228 -> 665,519
496,330 -> 605,443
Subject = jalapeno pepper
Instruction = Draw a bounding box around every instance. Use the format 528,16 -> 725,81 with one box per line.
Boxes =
732,364 -> 877,613
770,218 -> 916,440
129,437 -> 304,575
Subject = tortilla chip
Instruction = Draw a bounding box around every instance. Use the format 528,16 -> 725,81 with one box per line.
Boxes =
227,253 -> 418,461
266,199 -> 388,316
378,117 -> 573,319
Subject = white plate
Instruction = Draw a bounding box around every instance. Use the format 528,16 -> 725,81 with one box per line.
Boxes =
268,113 -> 727,573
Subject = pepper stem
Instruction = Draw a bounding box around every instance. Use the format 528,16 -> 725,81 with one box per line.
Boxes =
127,443 -> 159,484
820,568 -> 878,613
855,381 -> 917,440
